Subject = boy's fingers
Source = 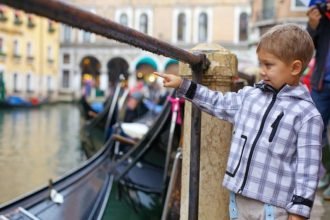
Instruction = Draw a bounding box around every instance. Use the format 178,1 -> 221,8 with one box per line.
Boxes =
153,72 -> 166,78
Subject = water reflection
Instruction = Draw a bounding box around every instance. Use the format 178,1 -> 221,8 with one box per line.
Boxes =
0,104 -> 86,204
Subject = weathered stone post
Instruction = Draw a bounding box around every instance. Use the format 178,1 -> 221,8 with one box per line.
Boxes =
180,44 -> 237,220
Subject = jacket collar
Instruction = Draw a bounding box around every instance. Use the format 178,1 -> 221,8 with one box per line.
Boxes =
255,81 -> 314,103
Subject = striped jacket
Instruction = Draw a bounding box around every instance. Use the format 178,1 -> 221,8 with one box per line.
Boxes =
177,79 -> 323,218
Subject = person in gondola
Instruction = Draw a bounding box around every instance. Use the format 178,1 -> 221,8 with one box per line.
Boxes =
155,24 -> 323,220
120,59 -> 181,141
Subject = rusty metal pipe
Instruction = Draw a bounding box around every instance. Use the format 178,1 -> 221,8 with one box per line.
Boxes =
0,0 -> 204,66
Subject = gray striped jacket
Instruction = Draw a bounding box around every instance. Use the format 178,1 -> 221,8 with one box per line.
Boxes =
177,79 -> 323,218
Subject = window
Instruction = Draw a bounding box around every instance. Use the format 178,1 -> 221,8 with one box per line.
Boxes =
139,13 -> 148,34
0,5 -> 7,22
27,15 -> 35,28
239,12 -> 248,42
27,42 -> 32,58
13,40 -> 19,56
198,13 -> 208,42
48,20 -> 55,33
119,13 -> 128,26
83,31 -> 91,43
262,0 -> 275,20
63,25 -> 71,42
116,9 -> 133,27
62,70 -> 70,88
291,0 -> 308,11
63,53 -> 70,64
13,73 -> 18,92
0,37 -> 4,54
26,74 -> 32,92
14,11 -> 22,25
47,46 -> 52,61
177,13 -> 186,42
47,76 -> 52,92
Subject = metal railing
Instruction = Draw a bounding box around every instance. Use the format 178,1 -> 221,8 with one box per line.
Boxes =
0,1 -> 210,220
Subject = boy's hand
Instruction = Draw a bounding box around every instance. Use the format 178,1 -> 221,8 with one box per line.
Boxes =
288,213 -> 306,220
153,72 -> 183,89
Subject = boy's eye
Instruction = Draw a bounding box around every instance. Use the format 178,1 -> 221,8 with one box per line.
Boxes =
259,62 -> 272,68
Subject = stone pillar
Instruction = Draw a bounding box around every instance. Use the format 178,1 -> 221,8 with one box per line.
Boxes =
180,44 -> 237,220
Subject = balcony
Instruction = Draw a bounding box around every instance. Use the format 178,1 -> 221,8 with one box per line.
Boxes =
13,54 -> 22,63
47,58 -> 54,64
27,55 -> 34,63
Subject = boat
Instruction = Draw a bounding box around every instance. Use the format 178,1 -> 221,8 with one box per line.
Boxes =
0,137 -> 115,220
0,96 -> 47,108
99,94 -> 183,220
0,91 -> 183,220
79,84 -> 129,157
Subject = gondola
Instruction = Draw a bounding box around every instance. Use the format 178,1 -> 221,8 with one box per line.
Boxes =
99,94 -> 183,220
79,83 -> 130,157
0,92 -> 182,220
0,137 -> 115,220
0,96 -> 47,108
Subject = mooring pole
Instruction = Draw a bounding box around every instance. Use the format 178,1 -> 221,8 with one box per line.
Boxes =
188,54 -> 209,220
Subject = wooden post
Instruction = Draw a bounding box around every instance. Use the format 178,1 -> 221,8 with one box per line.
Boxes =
180,44 -> 237,220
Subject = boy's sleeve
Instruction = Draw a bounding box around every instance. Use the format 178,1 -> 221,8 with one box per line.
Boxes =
285,115 -> 323,218
176,78 -> 244,123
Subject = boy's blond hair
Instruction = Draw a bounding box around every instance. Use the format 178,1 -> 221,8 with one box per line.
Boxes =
256,23 -> 314,74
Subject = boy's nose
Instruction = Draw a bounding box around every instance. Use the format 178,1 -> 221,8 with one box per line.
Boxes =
259,68 -> 265,76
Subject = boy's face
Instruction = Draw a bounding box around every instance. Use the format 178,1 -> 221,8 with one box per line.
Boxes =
257,49 -> 301,90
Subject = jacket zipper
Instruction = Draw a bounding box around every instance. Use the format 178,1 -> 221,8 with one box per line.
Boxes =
237,92 -> 277,194
225,135 -> 247,177
269,112 -> 284,142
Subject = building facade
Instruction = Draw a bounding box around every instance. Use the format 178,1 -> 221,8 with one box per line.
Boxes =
250,0 -> 309,42
59,0 -> 251,100
0,5 -> 60,101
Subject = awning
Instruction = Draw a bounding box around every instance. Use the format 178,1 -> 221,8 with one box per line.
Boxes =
135,57 -> 158,71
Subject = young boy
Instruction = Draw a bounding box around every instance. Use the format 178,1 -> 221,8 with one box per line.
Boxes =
154,24 -> 323,220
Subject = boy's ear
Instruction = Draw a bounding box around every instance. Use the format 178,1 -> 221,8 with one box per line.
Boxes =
291,60 -> 303,76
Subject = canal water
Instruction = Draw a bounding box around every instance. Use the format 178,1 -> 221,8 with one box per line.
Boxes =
0,103 -> 86,204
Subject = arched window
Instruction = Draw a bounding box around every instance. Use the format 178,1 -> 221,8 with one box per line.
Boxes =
139,13 -> 148,34
198,12 -> 208,42
177,13 -> 186,42
239,12 -> 248,42
119,13 -> 128,26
